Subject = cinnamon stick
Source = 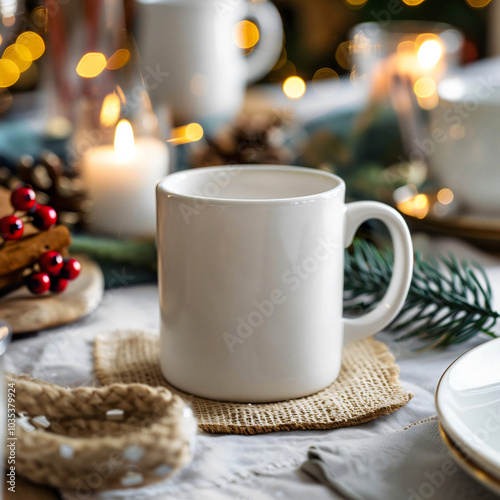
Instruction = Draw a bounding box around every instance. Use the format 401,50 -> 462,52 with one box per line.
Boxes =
0,226 -> 71,276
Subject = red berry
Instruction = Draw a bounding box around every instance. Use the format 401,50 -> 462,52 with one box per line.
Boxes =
11,186 -> 36,211
60,258 -> 81,280
39,251 -> 64,275
26,272 -> 50,294
0,215 -> 23,240
32,205 -> 57,230
49,276 -> 68,293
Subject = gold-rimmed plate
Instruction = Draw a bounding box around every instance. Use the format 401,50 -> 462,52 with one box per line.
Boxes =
439,424 -> 500,496
435,338 -> 500,482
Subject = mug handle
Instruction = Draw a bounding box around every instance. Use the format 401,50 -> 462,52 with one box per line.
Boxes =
244,1 -> 283,83
343,201 -> 414,345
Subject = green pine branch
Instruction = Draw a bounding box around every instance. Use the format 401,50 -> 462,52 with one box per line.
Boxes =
344,239 -> 500,348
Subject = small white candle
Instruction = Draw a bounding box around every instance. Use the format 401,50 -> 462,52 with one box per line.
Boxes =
82,119 -> 169,238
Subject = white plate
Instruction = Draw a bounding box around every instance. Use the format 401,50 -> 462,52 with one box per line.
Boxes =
436,338 -> 500,481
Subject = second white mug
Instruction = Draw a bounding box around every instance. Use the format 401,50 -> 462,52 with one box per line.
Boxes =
135,0 -> 283,126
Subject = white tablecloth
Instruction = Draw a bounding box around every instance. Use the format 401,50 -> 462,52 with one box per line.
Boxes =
5,237 -> 500,500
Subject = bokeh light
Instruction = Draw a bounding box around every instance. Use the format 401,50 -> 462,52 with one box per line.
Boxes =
100,93 -> 121,128
270,60 -> 296,83
186,123 -> 204,142
76,52 -> 107,78
402,0 -> 426,5
437,188 -> 454,205
414,77 -> 436,98
16,31 -> 45,60
106,49 -> 130,70
3,44 -> 32,72
397,193 -> 429,219
272,47 -> 287,71
396,41 -> 417,75
2,16 -> 15,27
417,40 -> 442,69
344,0 -> 368,9
168,123 -> 204,144
283,76 -> 306,99
335,41 -> 351,70
466,0 -> 491,7
31,7 -> 48,33
312,68 -> 339,96
233,20 -> 260,49
417,92 -> 439,110
0,59 -> 20,88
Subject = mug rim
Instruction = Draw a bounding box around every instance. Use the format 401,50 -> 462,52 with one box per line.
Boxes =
156,165 -> 345,205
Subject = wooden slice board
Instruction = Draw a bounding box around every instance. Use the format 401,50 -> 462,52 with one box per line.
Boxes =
0,255 -> 104,334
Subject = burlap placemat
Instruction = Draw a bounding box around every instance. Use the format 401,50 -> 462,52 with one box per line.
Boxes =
94,330 -> 412,435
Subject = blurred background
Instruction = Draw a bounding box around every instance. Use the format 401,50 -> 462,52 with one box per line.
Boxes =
0,0 -> 500,253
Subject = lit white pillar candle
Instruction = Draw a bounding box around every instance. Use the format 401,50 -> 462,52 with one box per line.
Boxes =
81,119 -> 169,238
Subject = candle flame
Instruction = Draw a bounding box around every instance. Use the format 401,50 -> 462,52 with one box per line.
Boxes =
114,119 -> 135,158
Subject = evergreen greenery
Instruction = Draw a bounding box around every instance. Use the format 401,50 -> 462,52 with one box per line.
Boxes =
344,239 -> 499,348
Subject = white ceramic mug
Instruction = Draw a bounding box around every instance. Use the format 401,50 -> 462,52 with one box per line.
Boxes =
135,0 -> 283,127
156,166 -> 413,403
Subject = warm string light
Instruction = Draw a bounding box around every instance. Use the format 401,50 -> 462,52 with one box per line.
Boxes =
397,193 -> 429,219
168,123 -> 204,145
344,0 -> 368,8
0,31 -> 45,88
312,68 -> 339,96
233,20 -> 260,49
76,49 -> 131,78
437,188 -> 454,205
466,0 -> 491,7
283,76 -> 306,99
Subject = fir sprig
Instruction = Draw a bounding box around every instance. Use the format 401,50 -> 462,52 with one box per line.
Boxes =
344,239 -> 500,348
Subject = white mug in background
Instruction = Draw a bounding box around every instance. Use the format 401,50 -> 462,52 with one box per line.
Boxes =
135,0 -> 283,127
156,166 -> 413,403
429,61 -> 500,215
350,21 -> 463,78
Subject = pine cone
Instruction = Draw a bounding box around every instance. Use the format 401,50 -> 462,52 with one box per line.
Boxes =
0,152 -> 90,229
190,114 -> 294,168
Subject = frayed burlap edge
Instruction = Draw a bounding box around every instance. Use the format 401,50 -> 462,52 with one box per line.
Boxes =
94,330 -> 412,435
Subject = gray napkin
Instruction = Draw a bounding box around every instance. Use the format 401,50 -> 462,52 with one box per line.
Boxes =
302,419 -> 497,500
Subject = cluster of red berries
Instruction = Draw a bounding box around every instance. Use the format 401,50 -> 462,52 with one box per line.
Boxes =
27,251 -> 81,295
0,184 -> 81,295
0,185 -> 57,240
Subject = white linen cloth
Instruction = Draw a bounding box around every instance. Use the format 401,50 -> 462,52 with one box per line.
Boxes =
5,237 -> 500,499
